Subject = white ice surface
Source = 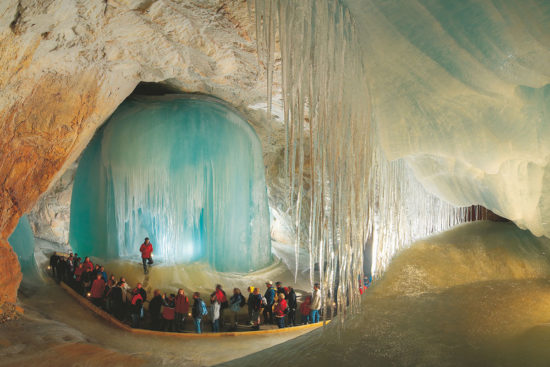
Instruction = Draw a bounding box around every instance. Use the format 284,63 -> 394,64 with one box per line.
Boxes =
344,0 -> 550,237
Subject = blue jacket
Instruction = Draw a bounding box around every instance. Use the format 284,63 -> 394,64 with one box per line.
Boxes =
264,287 -> 275,305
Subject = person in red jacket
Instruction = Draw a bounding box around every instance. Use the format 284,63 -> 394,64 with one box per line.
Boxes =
273,293 -> 288,328
90,274 -> 106,308
139,237 -> 154,274
162,293 -> 176,332
73,263 -> 84,294
130,289 -> 144,328
175,288 -> 189,332
82,257 -> 94,272
300,296 -> 311,324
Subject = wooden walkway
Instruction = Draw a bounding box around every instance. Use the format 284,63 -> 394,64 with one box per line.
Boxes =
59,282 -> 329,338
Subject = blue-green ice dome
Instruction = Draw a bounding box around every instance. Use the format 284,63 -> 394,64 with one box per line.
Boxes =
70,96 -> 272,272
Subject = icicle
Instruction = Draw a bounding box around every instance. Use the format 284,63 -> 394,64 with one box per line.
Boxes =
250,0 -> 470,319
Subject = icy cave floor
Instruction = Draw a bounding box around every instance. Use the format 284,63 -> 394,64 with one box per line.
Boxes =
6,222 -> 550,367
0,240 -> 319,367
0,278 -> 320,367
224,222 -> 550,367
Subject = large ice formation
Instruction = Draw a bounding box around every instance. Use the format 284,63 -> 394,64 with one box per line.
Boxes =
69,96 -> 271,272
343,0 -> 550,237
8,215 -> 36,275
252,1 -> 472,316
249,0 -> 549,316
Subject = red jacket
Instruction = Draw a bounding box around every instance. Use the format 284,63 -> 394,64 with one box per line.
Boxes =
215,289 -> 227,304
90,278 -> 105,299
74,267 -> 83,281
162,305 -> 175,320
274,299 -> 288,317
131,293 -> 143,305
300,300 -> 311,316
175,294 -> 189,314
83,260 -> 94,272
140,242 -> 153,259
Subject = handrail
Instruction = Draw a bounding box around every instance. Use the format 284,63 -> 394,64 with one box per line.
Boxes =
59,282 -> 329,338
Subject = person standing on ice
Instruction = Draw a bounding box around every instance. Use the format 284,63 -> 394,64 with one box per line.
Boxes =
263,281 -> 276,324
139,237 -> 154,274
309,283 -> 321,323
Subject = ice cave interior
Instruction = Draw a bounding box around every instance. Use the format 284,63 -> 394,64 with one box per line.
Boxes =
69,95 -> 272,273
0,0 -> 549,366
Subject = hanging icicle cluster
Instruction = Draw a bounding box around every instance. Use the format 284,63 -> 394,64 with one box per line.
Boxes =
250,0 -> 470,319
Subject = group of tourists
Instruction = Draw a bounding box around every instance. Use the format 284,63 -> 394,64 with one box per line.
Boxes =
49,251 -> 324,334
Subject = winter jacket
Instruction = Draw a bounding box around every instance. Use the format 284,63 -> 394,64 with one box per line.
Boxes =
247,293 -> 255,310
138,287 -> 147,302
264,287 -> 276,306
82,260 -> 94,272
162,302 -> 176,320
109,286 -> 123,305
81,271 -> 93,286
274,299 -> 288,318
131,294 -> 143,314
149,295 -> 163,318
211,289 -> 228,309
121,283 -> 131,303
192,299 -> 203,318
230,294 -> 245,312
90,278 -> 106,298
300,300 -> 311,316
250,294 -> 262,312
310,289 -> 321,310
140,242 -> 153,259
74,267 -> 83,281
287,290 -> 297,309
211,301 -> 221,321
175,294 -> 189,314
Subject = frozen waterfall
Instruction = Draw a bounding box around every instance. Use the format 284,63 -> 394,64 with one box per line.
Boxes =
69,96 -> 272,272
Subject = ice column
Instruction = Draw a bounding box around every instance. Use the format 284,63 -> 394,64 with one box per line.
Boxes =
70,96 -> 272,272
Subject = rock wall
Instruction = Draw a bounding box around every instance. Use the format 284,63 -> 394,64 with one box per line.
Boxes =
28,162 -> 76,245
0,0 -> 287,304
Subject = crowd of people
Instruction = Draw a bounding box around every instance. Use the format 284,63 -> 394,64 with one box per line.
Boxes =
49,252 -> 324,334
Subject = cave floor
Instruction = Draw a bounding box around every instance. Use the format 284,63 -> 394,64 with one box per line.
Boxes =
0,279 -> 317,367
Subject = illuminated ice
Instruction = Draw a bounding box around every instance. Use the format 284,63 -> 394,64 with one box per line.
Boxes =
70,96 -> 271,272
8,215 -> 37,275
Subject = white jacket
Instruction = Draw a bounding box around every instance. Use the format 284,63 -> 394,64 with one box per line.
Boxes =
310,289 -> 321,310
211,301 -> 221,321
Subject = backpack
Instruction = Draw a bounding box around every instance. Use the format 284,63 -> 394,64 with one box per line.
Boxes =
200,299 -> 208,317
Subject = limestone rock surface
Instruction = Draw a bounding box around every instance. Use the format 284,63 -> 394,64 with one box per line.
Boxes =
0,0 -> 285,304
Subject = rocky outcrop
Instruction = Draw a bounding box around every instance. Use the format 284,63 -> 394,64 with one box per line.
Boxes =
0,0 -> 285,305
28,163 -> 76,245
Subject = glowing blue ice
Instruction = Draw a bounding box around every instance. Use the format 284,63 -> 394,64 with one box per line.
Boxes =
8,215 -> 36,274
70,96 -> 272,272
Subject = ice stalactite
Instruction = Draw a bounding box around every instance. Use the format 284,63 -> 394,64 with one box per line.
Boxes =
70,96 -> 271,273
250,0 -> 470,318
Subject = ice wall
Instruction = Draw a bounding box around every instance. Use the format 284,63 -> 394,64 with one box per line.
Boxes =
344,0 -> 550,236
70,96 -> 271,272
8,215 -> 36,275
251,0 -> 469,317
